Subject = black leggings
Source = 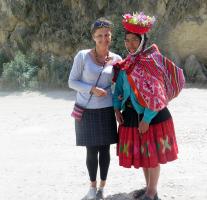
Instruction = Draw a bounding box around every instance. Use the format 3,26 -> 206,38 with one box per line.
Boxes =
86,145 -> 110,182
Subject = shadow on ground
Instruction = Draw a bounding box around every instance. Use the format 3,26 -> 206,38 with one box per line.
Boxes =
105,191 -> 135,200
81,191 -> 136,200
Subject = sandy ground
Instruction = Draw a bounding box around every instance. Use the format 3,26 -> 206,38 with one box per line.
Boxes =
0,88 -> 207,200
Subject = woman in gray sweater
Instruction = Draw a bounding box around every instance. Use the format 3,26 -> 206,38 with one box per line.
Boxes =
69,17 -> 121,200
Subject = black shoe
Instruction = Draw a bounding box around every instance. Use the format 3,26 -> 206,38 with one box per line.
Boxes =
140,193 -> 160,200
133,188 -> 146,199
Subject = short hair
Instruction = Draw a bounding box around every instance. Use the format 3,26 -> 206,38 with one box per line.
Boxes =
91,17 -> 113,35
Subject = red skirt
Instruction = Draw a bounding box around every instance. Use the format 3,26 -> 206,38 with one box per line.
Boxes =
117,117 -> 178,168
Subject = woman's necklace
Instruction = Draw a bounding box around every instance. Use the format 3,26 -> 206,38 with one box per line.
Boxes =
94,48 -> 109,65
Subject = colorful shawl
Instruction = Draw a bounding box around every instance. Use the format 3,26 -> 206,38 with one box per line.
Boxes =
113,44 -> 185,111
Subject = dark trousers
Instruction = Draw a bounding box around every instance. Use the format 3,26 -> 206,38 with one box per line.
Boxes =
86,145 -> 110,182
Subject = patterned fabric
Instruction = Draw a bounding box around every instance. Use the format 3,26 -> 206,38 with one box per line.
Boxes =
71,103 -> 85,121
151,48 -> 185,101
75,107 -> 118,146
113,44 -> 185,111
117,115 -> 178,168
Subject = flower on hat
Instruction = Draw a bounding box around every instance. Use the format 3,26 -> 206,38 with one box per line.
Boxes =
123,12 -> 155,28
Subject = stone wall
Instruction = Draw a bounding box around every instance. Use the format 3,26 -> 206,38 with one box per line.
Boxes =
0,0 -> 206,83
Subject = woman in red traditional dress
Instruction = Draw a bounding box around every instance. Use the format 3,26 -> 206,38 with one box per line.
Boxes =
113,12 -> 185,200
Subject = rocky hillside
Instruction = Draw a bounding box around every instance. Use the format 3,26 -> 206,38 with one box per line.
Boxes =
0,0 -> 206,88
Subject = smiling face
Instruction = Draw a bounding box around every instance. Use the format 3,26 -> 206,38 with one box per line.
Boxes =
124,33 -> 141,53
92,27 -> 112,49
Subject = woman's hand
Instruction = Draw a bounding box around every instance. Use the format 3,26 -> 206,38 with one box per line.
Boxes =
115,109 -> 124,125
138,120 -> 149,134
91,86 -> 107,97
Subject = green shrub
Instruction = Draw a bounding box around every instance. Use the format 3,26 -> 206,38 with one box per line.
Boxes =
111,16 -> 127,58
0,51 -> 9,76
37,55 -> 71,88
2,51 -> 38,89
47,55 -> 70,88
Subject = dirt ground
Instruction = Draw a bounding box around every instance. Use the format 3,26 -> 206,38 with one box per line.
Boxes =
0,88 -> 207,200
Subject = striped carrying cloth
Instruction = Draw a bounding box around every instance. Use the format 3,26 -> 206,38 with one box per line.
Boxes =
150,44 -> 185,102
114,44 -> 185,111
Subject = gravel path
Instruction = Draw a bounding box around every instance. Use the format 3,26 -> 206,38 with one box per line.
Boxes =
0,89 -> 206,200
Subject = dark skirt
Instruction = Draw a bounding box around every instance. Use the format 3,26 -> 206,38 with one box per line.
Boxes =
117,100 -> 178,168
122,101 -> 172,127
75,106 -> 118,146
